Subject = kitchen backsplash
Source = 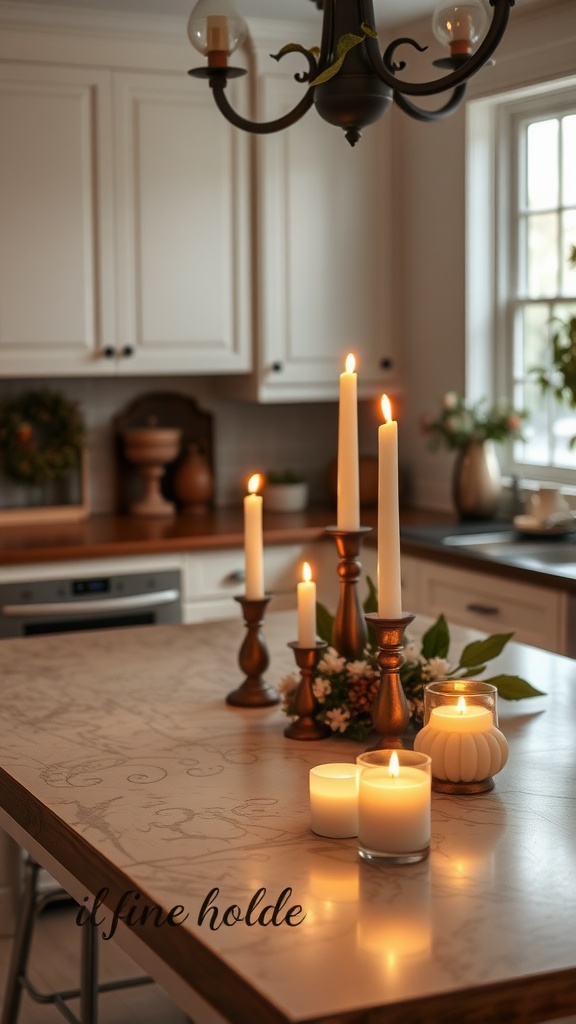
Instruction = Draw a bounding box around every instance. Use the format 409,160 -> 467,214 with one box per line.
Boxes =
0,378 -> 382,514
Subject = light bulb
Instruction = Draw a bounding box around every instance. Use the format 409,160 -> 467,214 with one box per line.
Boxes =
432,0 -> 489,56
187,0 -> 247,67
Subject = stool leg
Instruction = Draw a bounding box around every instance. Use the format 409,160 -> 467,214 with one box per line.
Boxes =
79,917 -> 98,1024
0,855 -> 40,1024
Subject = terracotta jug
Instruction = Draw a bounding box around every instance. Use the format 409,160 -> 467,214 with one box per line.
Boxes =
173,443 -> 214,513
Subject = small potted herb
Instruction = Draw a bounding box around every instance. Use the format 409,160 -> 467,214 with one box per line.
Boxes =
264,470 -> 309,512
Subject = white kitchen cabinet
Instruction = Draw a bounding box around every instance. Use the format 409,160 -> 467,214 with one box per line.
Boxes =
0,64 -> 116,376
113,71 -> 251,375
0,63 -> 251,377
411,558 -> 567,655
219,67 -> 395,403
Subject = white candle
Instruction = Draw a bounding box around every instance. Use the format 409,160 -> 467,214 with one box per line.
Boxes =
337,353 -> 360,531
206,14 -> 228,52
358,752 -> 430,855
309,763 -> 359,838
377,395 -> 402,618
414,696 -> 509,783
297,561 -> 317,648
244,473 -> 264,600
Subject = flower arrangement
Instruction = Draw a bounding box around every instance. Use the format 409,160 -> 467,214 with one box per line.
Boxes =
279,578 -> 543,741
420,392 -> 527,451
0,390 -> 86,486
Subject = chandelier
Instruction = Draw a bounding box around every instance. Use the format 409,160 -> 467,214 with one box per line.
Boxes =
188,0 -> 514,146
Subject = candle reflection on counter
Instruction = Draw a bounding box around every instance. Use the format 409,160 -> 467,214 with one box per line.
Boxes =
356,863 -> 431,959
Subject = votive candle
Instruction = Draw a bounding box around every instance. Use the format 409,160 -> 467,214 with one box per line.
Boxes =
309,763 -> 360,838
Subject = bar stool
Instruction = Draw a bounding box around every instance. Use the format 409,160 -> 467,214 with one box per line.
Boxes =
1,854 -> 154,1024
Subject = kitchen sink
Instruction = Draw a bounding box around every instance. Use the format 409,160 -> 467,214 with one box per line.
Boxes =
441,532 -> 576,572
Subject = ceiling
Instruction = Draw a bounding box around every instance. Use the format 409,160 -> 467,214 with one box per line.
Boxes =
15,0 -> 461,29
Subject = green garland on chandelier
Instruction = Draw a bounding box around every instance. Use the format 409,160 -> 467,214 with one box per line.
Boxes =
0,390 -> 87,486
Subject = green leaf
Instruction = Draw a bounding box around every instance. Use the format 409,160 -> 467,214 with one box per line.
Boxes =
363,575 -> 378,614
316,601 -> 334,646
483,673 -> 546,700
458,633 -> 513,668
421,614 -> 450,660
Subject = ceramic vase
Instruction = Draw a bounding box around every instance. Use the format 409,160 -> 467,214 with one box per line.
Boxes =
452,440 -> 502,520
173,443 -> 214,513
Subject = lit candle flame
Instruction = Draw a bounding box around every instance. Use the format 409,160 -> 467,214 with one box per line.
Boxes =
345,352 -> 356,374
457,696 -> 467,714
388,751 -> 400,778
302,561 -> 312,583
381,394 -> 392,422
247,473 -> 261,495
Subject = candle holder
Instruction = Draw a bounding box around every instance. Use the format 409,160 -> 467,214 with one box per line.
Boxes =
325,526 -> 373,661
284,641 -> 330,740
414,680 -> 509,794
226,595 -> 280,707
364,611 -> 415,749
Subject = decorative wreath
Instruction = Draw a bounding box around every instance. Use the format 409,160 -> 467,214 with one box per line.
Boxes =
0,390 -> 87,486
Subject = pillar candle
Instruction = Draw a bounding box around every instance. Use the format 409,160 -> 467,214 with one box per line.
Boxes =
206,14 -> 229,53
309,763 -> 360,838
337,353 -> 360,531
377,395 -> 402,618
244,474 -> 264,600
297,561 -> 316,648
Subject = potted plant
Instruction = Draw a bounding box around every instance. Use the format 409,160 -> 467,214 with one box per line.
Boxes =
264,470 -> 309,512
420,392 -> 527,520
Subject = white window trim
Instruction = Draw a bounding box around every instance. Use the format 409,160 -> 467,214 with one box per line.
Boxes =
466,74 -> 576,490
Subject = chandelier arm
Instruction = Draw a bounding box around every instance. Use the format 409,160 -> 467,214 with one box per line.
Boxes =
208,74 -> 315,135
392,83 -> 468,122
362,0 -> 513,98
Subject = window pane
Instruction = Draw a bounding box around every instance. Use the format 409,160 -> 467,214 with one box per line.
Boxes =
518,303 -> 551,375
527,119 -> 558,210
562,115 -> 576,206
561,209 -> 576,294
515,381 -> 550,466
552,395 -> 576,468
527,212 -> 559,296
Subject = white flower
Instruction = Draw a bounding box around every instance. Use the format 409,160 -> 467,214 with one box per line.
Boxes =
312,677 -> 332,703
277,673 -> 298,697
443,391 -> 459,410
444,414 -> 461,434
325,707 -> 351,733
347,659 -> 375,682
422,657 -> 451,681
318,648 -> 346,675
403,641 -> 422,667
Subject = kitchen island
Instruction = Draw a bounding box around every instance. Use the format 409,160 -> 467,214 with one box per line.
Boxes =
0,611 -> 575,1023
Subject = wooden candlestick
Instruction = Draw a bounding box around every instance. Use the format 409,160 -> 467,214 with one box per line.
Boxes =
325,526 -> 372,661
364,611 -> 415,749
226,595 -> 280,707
284,641 -> 330,741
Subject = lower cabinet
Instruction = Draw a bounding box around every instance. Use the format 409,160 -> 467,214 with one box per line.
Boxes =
406,557 -> 567,656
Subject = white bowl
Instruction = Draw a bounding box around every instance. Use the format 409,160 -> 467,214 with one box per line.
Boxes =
264,482 -> 308,513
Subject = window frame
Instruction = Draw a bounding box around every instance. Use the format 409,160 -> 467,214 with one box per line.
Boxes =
466,77 -> 576,487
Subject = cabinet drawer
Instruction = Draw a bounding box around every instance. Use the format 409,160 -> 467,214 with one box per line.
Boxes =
420,563 -> 566,654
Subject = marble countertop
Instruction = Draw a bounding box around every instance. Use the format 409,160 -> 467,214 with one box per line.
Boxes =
0,611 -> 575,1023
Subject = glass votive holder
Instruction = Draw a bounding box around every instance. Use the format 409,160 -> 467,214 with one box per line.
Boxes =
309,763 -> 359,838
414,679 -> 509,793
423,679 -> 498,725
356,750 -> 431,865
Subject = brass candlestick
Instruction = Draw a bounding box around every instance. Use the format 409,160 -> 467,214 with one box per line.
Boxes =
284,641 -> 330,741
325,526 -> 372,661
227,595 -> 280,707
364,611 -> 415,749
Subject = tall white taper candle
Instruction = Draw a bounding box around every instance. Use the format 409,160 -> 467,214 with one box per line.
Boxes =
377,395 -> 402,618
337,353 -> 360,531
244,473 -> 264,600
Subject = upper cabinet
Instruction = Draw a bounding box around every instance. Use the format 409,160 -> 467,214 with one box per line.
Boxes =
0,64 -> 115,377
220,57 -> 396,403
0,60 -> 252,377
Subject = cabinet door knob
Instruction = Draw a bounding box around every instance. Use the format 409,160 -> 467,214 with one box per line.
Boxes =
102,346 -> 116,358
225,569 -> 246,584
122,346 -> 135,358
271,361 -> 283,372
466,603 -> 500,616
380,357 -> 393,370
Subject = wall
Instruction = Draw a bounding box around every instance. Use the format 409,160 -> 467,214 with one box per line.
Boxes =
390,0 -> 576,511
0,376 -> 383,513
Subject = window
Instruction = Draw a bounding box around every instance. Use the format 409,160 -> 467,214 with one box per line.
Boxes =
467,81 -> 576,485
